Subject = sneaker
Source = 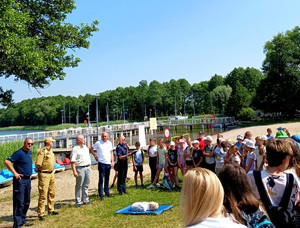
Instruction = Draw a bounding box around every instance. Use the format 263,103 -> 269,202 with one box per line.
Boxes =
83,201 -> 93,205
147,184 -> 155,189
38,216 -> 45,221
76,204 -> 82,208
110,184 -> 115,188
49,211 -> 59,215
156,183 -> 160,187
135,184 -> 139,187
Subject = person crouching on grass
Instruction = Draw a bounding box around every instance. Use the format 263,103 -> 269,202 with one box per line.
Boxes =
132,141 -> 144,187
147,139 -> 168,188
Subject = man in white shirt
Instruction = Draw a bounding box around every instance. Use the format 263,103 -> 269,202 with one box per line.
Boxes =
90,132 -> 114,200
71,135 -> 92,207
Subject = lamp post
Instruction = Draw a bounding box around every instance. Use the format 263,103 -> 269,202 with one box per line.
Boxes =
60,110 -> 64,129
150,109 -> 152,117
96,93 -> 99,140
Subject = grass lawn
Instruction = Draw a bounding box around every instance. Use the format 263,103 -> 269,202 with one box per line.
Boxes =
32,177 -> 183,228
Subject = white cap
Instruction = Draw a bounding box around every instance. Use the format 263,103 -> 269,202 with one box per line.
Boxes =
170,141 -> 175,146
245,140 -> 256,149
218,138 -> 225,142
242,139 -> 249,144
204,136 -> 213,142
261,135 -> 268,141
192,140 -> 199,144
237,135 -> 243,140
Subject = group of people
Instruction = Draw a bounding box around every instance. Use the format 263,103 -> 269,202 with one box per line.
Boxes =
4,127 -> 300,227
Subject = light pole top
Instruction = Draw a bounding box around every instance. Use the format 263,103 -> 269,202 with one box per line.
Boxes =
96,93 -> 100,97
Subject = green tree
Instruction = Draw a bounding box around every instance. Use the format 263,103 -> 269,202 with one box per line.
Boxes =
208,74 -> 224,91
255,26 -> 300,117
0,0 -> 99,105
211,85 -> 232,114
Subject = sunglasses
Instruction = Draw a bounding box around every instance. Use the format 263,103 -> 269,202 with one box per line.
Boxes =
27,143 -> 34,146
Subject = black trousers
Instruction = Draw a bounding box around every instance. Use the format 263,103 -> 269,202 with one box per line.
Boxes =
149,156 -> 157,183
13,177 -> 31,227
117,161 -> 128,193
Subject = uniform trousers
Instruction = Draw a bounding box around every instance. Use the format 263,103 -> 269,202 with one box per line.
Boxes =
117,161 -> 128,193
37,172 -> 55,216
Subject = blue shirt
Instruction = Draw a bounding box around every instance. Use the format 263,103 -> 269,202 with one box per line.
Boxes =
7,148 -> 32,177
116,143 -> 128,163
132,149 -> 144,165
235,142 -> 242,151
266,135 -> 274,139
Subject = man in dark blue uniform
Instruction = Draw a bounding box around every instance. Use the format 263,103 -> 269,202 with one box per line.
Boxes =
4,138 -> 34,228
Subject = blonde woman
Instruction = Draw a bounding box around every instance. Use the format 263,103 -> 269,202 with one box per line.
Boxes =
180,168 -> 246,228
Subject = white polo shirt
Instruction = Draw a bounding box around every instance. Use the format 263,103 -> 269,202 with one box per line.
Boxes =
93,139 -> 113,165
70,145 -> 91,166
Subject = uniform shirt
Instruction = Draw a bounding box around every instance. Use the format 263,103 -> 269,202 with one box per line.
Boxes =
70,145 -> 91,166
36,147 -> 55,172
148,145 -> 158,157
157,147 -> 168,165
7,148 -> 32,177
93,139 -> 113,165
132,149 -> 144,166
116,143 -> 128,164
214,146 -> 227,169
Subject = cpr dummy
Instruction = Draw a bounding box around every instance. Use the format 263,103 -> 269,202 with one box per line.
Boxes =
130,202 -> 159,212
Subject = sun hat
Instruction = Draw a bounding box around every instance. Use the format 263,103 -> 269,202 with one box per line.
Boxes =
236,135 -> 243,140
275,130 -> 289,138
192,140 -> 199,144
242,139 -> 249,144
179,139 -> 185,143
45,137 -> 55,143
245,140 -> 256,149
204,136 -> 213,142
170,141 -> 175,146
199,131 -> 205,134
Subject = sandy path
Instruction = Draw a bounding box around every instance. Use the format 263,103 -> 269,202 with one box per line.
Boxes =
0,161 -> 150,228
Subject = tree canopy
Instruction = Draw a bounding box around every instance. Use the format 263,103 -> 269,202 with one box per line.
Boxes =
0,0 -> 99,105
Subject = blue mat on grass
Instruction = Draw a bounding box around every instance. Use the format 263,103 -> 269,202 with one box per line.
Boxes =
115,205 -> 174,215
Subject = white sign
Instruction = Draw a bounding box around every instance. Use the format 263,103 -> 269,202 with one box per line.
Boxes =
138,125 -> 146,147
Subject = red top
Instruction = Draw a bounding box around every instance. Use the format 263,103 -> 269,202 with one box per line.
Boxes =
197,138 -> 205,151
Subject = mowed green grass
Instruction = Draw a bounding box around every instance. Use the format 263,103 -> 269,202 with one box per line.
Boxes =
33,176 -> 183,228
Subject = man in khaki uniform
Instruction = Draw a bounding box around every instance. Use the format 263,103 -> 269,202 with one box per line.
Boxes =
36,137 -> 59,220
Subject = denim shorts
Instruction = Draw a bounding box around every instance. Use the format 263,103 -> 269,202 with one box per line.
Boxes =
157,163 -> 165,169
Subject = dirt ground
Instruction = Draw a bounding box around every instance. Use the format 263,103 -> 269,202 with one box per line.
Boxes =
0,122 -> 299,227
0,161 -> 150,228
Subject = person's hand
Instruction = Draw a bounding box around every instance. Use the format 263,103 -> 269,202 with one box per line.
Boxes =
134,166 -> 137,171
94,156 -> 98,161
73,171 -> 78,178
111,163 -> 114,168
14,173 -> 22,180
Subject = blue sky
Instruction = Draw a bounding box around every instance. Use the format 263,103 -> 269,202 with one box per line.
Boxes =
2,0 -> 300,103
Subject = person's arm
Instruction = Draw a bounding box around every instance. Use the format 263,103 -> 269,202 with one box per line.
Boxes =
4,160 -> 22,180
164,151 -> 168,169
146,147 -> 149,157
258,155 -> 266,171
141,151 -> 144,165
89,145 -> 98,161
132,155 -> 137,171
111,150 -> 114,167
245,158 -> 254,173
71,162 -> 78,177
197,157 -> 203,167
156,153 -> 159,169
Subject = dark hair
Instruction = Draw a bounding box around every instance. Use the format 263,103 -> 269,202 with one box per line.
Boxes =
266,139 -> 293,167
135,141 -> 140,146
219,164 -> 259,224
221,142 -> 226,149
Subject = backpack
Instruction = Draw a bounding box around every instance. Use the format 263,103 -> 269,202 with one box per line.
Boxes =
253,170 -> 295,228
241,209 -> 275,228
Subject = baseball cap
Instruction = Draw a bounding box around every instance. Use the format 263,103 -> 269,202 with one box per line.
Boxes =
245,140 -> 256,149
275,130 -> 288,138
291,135 -> 300,143
170,141 -> 175,146
204,136 -> 213,142
192,140 -> 199,144
236,135 -> 243,140
242,139 -> 249,144
261,135 -> 268,141
199,131 -> 205,134
179,139 -> 185,143
277,126 -> 283,130
45,137 -> 55,143
218,138 -> 225,143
